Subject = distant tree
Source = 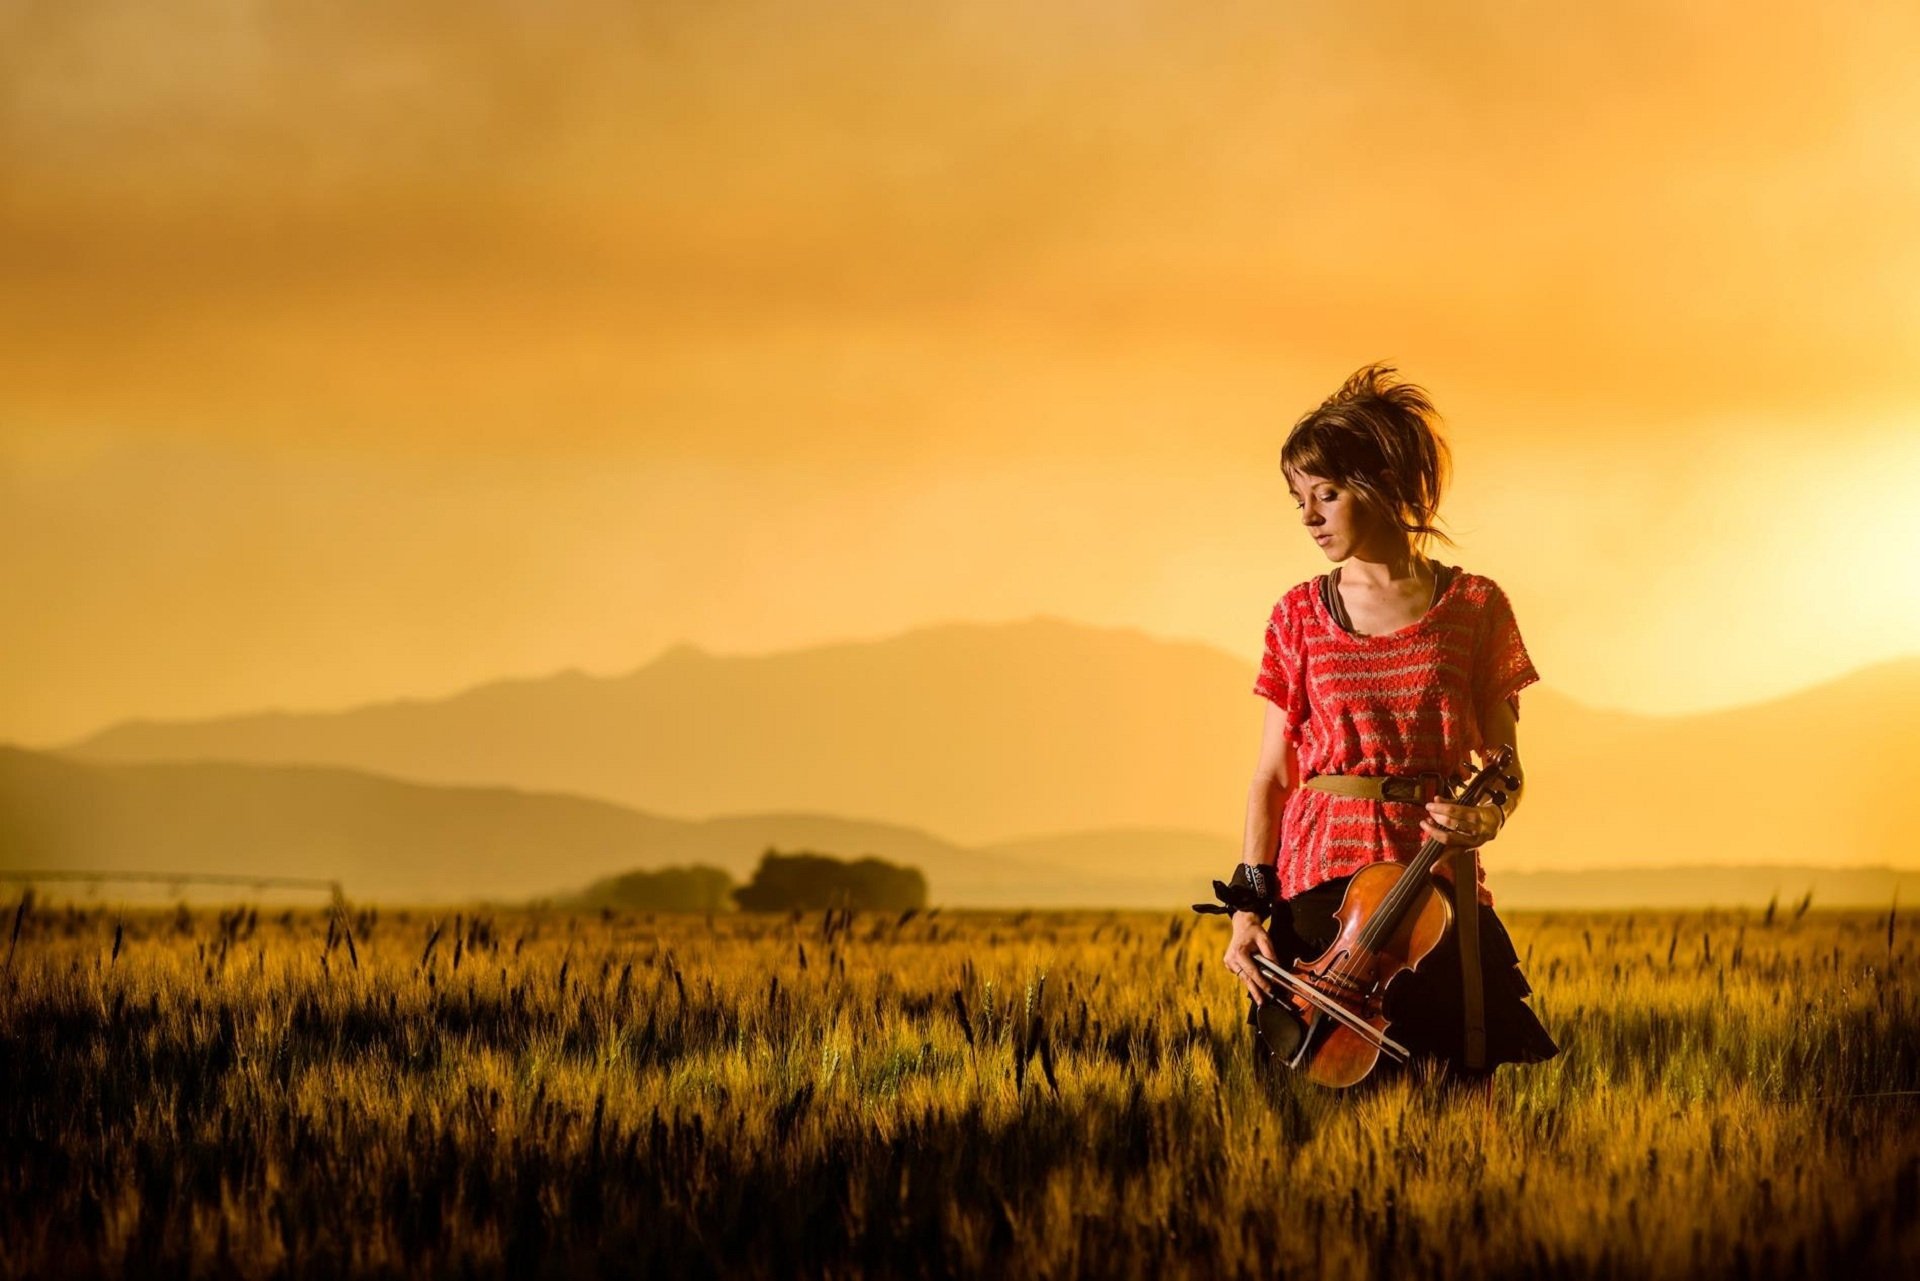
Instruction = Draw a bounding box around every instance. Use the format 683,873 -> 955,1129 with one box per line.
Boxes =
732,849 -> 926,912
571,864 -> 734,913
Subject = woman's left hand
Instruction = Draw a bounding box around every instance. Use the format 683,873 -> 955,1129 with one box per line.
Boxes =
1421,799 -> 1502,847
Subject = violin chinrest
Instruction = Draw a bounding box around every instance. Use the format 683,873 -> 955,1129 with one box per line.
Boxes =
1255,997 -> 1309,1063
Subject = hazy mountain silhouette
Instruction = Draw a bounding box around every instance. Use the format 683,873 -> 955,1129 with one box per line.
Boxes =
50,620 -> 1920,872
58,620 -> 1248,847
1,746 -> 685,904
1515,653 -> 1916,873
0,746 -> 1146,907
4,747 -> 1912,909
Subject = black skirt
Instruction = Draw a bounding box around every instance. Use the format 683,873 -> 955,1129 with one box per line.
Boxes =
1246,874 -> 1560,1074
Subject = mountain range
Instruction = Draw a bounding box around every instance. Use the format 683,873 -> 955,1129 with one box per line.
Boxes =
13,617 -> 1917,903
0,746 -> 1230,907
5,746 -> 1912,910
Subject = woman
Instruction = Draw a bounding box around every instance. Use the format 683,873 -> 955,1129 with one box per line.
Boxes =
1216,362 -> 1558,1092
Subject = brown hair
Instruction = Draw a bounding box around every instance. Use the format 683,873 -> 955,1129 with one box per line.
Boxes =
1280,362 -> 1456,553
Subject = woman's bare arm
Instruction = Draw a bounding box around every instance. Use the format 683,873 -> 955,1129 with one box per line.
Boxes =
1478,694 -> 1525,823
1225,704 -> 1298,1003
1422,693 -> 1526,850
1243,702 -> 1299,867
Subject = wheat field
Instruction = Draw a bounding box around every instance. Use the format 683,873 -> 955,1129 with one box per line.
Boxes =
2,896 -> 1916,1278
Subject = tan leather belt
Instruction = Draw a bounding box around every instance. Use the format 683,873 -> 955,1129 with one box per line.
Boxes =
1302,770 -> 1451,804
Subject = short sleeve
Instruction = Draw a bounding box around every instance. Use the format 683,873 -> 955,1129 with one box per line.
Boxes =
1473,580 -> 1541,722
1251,593 -> 1310,745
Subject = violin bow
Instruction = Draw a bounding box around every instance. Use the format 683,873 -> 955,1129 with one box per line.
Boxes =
1252,954 -> 1412,1062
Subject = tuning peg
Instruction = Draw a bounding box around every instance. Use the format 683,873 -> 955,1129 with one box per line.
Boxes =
1502,773 -> 1520,789
1487,790 -> 1507,807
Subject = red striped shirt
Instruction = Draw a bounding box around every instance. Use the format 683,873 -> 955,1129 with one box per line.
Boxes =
1252,568 -> 1540,905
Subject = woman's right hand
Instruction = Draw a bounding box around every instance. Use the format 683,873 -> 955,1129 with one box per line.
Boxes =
1223,911 -> 1281,1005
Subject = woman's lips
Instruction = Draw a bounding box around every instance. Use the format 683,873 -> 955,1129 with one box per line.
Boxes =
1314,535 -> 1332,545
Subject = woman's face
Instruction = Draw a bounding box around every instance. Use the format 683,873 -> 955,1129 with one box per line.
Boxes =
1287,468 -> 1373,561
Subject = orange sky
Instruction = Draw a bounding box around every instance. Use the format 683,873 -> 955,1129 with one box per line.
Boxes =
3,2 -> 1918,745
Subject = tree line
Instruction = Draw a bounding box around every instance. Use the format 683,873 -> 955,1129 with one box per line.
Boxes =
570,849 -> 926,912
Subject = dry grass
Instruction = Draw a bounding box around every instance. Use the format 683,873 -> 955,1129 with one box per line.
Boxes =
2,898 -> 1917,1278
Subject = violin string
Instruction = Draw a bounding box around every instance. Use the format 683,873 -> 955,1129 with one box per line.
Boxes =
1310,761 -> 1493,1002
1306,763 -> 1477,1000
1318,841 -> 1419,994
1325,836 -> 1430,989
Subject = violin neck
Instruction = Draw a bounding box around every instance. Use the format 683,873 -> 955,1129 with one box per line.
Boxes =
1402,836 -> 1449,886
1355,753 -> 1505,954
1357,835 -> 1452,952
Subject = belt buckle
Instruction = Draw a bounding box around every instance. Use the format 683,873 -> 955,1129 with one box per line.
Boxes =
1383,771 -> 1446,803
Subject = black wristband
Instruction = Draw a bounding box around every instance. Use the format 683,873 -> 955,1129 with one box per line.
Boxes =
1191,862 -> 1278,922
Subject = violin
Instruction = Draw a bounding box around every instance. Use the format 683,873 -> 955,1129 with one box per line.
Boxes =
1250,745 -> 1519,1088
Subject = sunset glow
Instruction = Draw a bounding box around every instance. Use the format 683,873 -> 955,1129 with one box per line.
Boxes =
3,2 -> 1918,744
